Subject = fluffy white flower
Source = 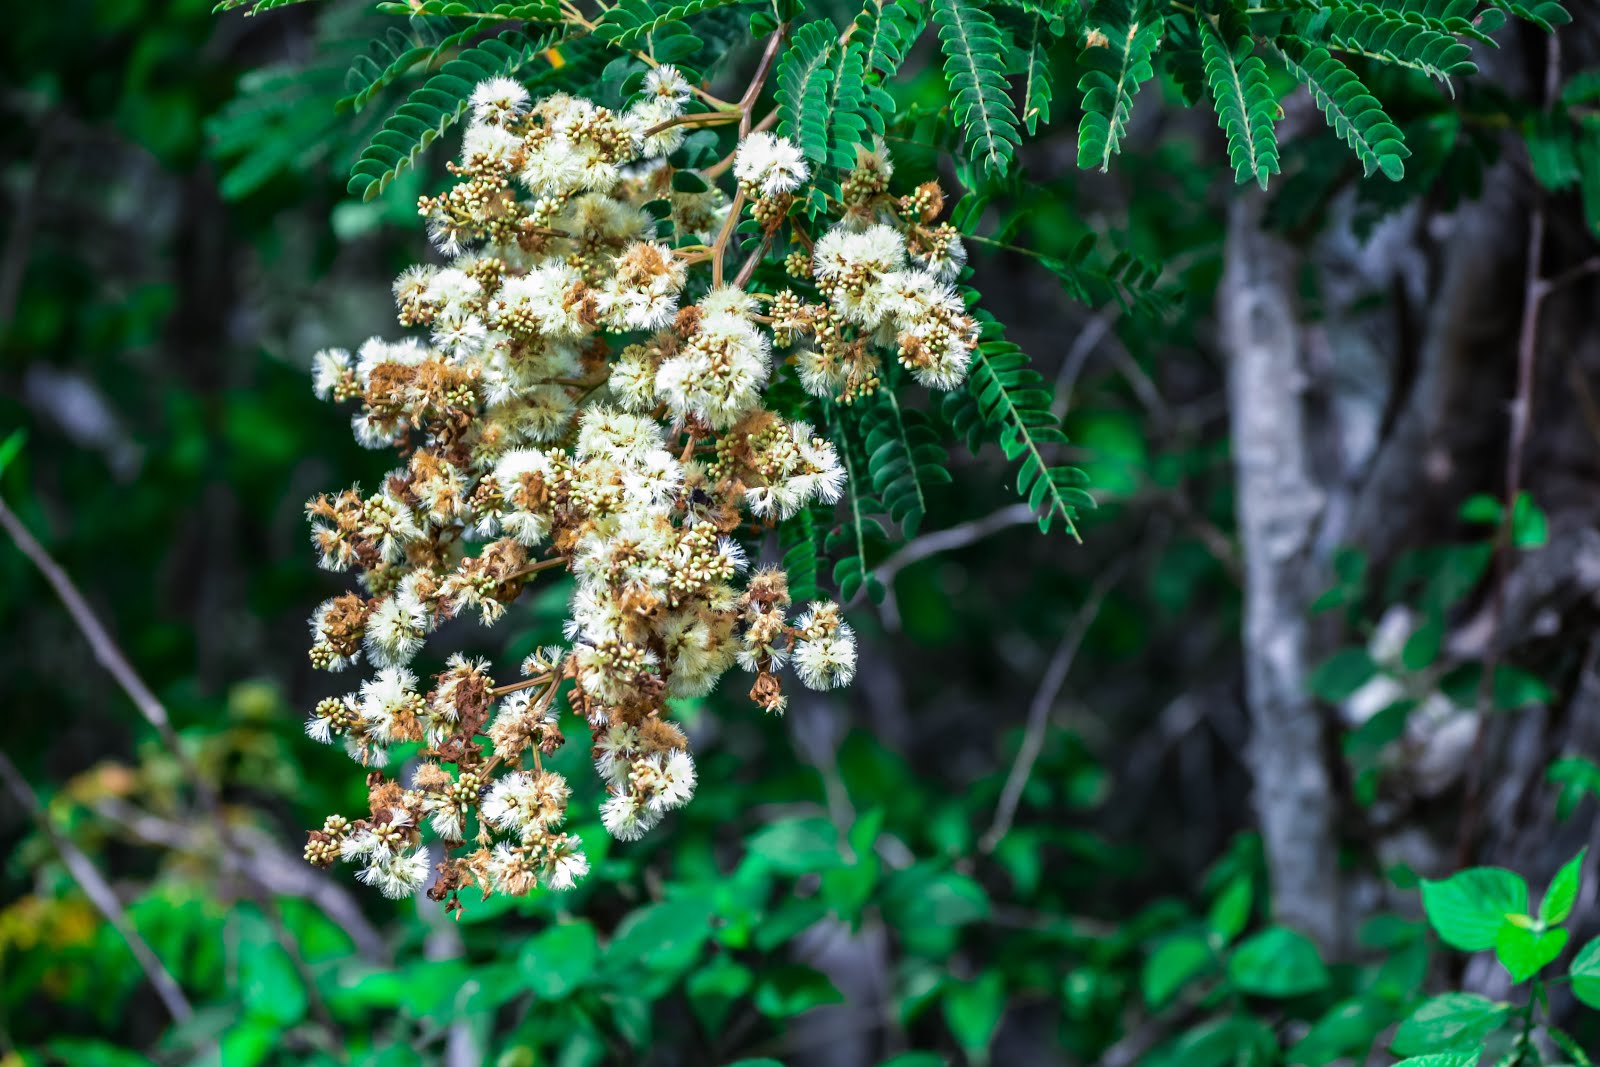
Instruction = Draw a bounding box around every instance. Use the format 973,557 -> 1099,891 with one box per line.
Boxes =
601,792 -> 659,841
655,314 -> 771,429
310,348 -> 351,401
733,132 -> 810,196
462,123 -> 523,167
357,847 -> 432,899
469,76 -> 531,126
543,845 -> 590,890
493,263 -> 591,339
642,65 -> 691,106
793,621 -> 857,690
483,770 -> 570,837
431,309 -> 489,359
358,666 -> 420,742
364,595 -> 429,668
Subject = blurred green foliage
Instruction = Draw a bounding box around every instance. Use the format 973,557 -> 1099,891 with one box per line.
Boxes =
5,1 -> 1600,1066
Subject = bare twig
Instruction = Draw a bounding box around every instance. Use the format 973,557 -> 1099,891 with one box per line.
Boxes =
868,503 -> 1036,594
849,502 -> 1037,626
0,495 -> 348,1043
979,557 -> 1130,853
0,750 -> 194,1023
738,27 -> 786,138
1458,35 -> 1561,867
89,797 -> 387,962
0,499 -> 178,740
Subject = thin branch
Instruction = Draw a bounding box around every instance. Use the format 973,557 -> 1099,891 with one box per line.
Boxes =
732,231 -> 775,289
864,503 -> 1036,600
711,187 -> 748,288
738,26 -> 786,138
642,109 -> 740,138
0,750 -> 194,1023
0,495 -> 346,1043
980,557 -> 1130,853
89,797 -> 387,963
0,500 -> 176,736
1458,33 -> 1559,866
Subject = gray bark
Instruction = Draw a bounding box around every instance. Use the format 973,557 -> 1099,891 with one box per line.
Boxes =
1221,193 -> 1346,952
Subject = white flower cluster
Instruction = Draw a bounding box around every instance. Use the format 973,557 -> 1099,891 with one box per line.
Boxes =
299,76 -> 976,909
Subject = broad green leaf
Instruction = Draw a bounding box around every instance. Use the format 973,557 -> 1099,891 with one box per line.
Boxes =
1289,996 -> 1394,1064
1392,1053 -> 1481,1067
518,921 -> 599,999
604,896 -> 715,976
1401,616 -> 1444,672
1227,925 -> 1329,997
1309,648 -> 1379,701
1458,494 -> 1501,524
745,816 -> 845,875
1549,755 -> 1600,820
1572,936 -> 1600,1009
942,971 -> 1005,1058
1143,934 -> 1214,1008
1207,875 -> 1252,942
1540,849 -> 1586,925
1511,491 -> 1549,548
1392,992 -> 1509,1056
752,964 -> 844,1018
1495,922 -> 1567,983
1420,868 -> 1528,951
1493,665 -> 1552,710
0,429 -> 25,478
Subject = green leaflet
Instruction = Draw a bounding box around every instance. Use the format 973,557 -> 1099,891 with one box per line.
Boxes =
1021,13 -> 1055,137
1076,0 -> 1164,173
778,505 -> 827,605
594,0 -> 758,49
339,18 -> 481,114
775,20 -> 837,166
214,0 -> 319,14
943,299 -> 1092,537
1274,40 -> 1407,181
861,390 -> 951,539
1302,1 -> 1477,85
1037,233 -> 1173,320
855,0 -> 922,136
825,408 -> 890,604
1198,10 -> 1281,190
370,1 -> 562,16
933,0 -> 1023,175
346,29 -> 564,202
826,41 -> 872,172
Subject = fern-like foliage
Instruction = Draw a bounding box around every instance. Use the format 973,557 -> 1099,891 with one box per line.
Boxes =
775,20 -> 837,167
943,299 -> 1092,538
853,0 -> 920,136
1076,0 -> 1164,173
825,411 -> 891,604
347,29 -> 562,201
1274,40 -> 1407,180
593,0 -> 756,49
826,42 -> 873,171
1198,7 -> 1281,190
1301,1 -> 1477,84
340,17 -> 479,113
214,0 -> 318,14
861,391 -> 952,539
374,1 -> 560,16
1041,235 -> 1175,320
1020,13 -> 1056,136
211,7 -> 388,199
778,505 -> 827,605
933,0 -> 1023,175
